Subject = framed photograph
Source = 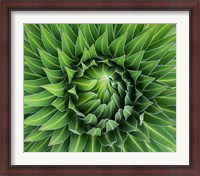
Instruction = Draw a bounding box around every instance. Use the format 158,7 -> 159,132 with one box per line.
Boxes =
1,0 -> 199,175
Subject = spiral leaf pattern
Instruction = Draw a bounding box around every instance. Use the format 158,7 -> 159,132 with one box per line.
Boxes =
24,24 -> 176,152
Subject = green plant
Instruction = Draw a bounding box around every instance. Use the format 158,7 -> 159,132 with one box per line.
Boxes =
24,24 -> 176,152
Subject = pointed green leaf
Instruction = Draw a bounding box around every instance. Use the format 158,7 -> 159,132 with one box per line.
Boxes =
110,33 -> 127,57
106,120 -> 119,132
72,78 -> 97,91
97,131 -> 117,147
130,124 -> 150,142
40,111 -> 73,131
24,39 -> 40,59
135,96 -> 153,113
83,114 -> 97,125
68,133 -> 88,152
125,51 -> 144,70
145,123 -> 176,150
125,134 -> 149,152
137,75 -> 155,90
75,30 -> 89,56
42,80 -> 65,97
86,128 -> 101,136
24,90 -> 55,106
24,77 -> 49,93
139,60 -> 160,75
143,83 -> 167,99
61,31 -> 75,58
119,115 -> 138,132
26,31 -> 46,55
38,48 -> 60,70
41,25 -> 61,56
150,65 -> 175,79
114,128 -> 128,148
111,55 -> 125,68
61,24 -> 77,43
28,137 -> 51,152
43,68 -> 64,84
125,30 -> 149,56
25,56 -> 45,76
51,138 -> 70,152
143,44 -> 173,61
24,106 -> 57,126
24,105 -> 41,115
95,31 -> 111,56
57,48 -> 74,72
49,126 -> 71,146
52,97 -> 67,112
85,136 -> 101,152
151,24 -> 175,44
24,66 -> 42,80
50,24 -> 61,41
144,112 -> 174,126
68,117 -> 84,135
25,130 -> 52,142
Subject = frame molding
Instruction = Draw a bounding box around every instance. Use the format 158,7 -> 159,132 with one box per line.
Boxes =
1,0 -> 199,175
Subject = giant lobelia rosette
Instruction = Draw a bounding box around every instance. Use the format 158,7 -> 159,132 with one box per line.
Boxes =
24,24 -> 176,152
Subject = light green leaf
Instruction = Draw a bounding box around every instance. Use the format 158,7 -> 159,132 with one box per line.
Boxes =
86,128 -> 101,136
145,123 -> 176,150
57,48 -> 74,72
26,31 -> 46,55
111,55 -> 125,68
95,31 -> 111,56
75,30 -> 89,56
40,111 -> 73,131
125,51 -> 144,70
51,138 -> 70,152
52,97 -> 67,112
24,90 -> 55,106
119,115 -> 138,132
83,114 -> 97,125
25,130 -> 52,142
150,65 -> 175,79
125,30 -> 149,56
110,33 -> 127,57
49,125 -> 71,146
130,124 -> 150,142
24,105 -> 41,114
68,117 -> 84,135
38,48 -> 60,70
68,133 -> 88,152
61,31 -> 75,58
28,137 -> 51,152
72,78 -> 97,91
114,128 -> 128,148
24,77 -> 49,93
125,134 -> 149,152
85,136 -> 102,152
50,24 -> 61,41
65,67 -> 77,84
143,44 -> 173,61
97,131 -> 117,147
42,80 -> 65,97
143,83 -> 167,99
41,25 -> 61,56
43,68 -> 64,84
25,56 -> 45,76
61,24 -> 77,43
106,120 -> 119,132
24,106 -> 57,126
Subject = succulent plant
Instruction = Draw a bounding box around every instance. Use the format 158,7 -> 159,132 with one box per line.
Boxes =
24,24 -> 176,152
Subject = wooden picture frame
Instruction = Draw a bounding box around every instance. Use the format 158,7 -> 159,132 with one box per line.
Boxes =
1,0 -> 199,175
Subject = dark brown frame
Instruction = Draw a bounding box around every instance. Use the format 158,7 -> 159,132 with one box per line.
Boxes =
1,0 -> 200,175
